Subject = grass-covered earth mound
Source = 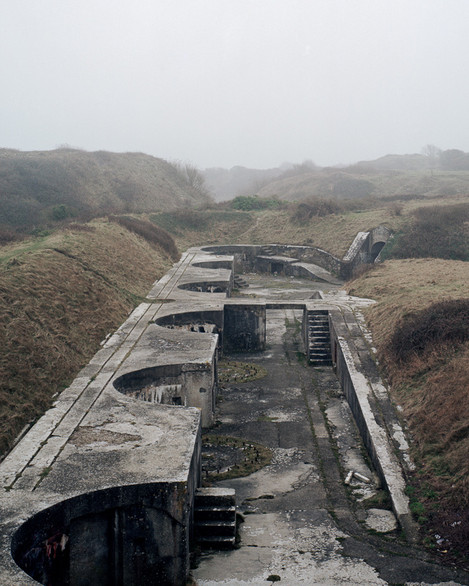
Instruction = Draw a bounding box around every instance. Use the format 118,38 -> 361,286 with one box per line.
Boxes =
0,218 -> 176,456
348,258 -> 469,564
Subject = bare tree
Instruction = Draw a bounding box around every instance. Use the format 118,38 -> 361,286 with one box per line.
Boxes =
172,160 -> 210,200
421,144 -> 441,174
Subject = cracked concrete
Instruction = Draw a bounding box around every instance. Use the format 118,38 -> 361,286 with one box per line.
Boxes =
1,244 -> 467,585
192,281 -> 469,586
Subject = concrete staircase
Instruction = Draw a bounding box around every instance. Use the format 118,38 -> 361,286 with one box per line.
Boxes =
194,488 -> 236,549
307,310 -> 332,366
233,275 -> 249,289
260,245 -> 275,256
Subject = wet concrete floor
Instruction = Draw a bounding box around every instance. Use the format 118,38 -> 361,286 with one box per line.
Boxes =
191,276 -> 469,586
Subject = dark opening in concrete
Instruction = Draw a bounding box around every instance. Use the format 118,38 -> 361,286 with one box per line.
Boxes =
177,282 -> 228,294
12,486 -> 190,586
370,241 -> 385,261
113,364 -> 184,405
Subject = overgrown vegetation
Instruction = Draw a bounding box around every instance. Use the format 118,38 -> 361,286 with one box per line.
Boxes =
230,194 -> 282,211
383,203 -> 469,261
290,197 -> 344,222
202,434 -> 272,483
108,215 -> 179,260
218,360 -> 267,384
0,148 -> 212,231
347,259 -> 469,559
387,300 -> 469,364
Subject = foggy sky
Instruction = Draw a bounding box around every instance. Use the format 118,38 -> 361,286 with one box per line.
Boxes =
1,0 -> 469,169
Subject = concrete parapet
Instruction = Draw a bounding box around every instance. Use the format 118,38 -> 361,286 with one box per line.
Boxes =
329,309 -> 418,542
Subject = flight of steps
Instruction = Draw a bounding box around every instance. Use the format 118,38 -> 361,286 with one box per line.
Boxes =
233,275 -> 249,288
194,487 -> 237,549
307,310 -> 332,366
260,245 -> 275,256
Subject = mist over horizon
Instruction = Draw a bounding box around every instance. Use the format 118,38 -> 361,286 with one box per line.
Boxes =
2,1 -> 469,170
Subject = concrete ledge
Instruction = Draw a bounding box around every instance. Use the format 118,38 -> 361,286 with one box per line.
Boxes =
330,310 -> 418,542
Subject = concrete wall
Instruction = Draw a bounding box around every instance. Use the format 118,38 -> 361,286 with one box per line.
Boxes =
113,360 -> 217,428
1,236 -> 408,585
201,232 -> 392,282
328,309 -> 416,540
12,477 -> 200,586
223,304 -> 266,353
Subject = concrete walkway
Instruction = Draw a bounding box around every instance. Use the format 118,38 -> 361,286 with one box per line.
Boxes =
192,279 -> 468,585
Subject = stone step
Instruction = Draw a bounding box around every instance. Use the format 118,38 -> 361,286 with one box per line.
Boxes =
195,520 -> 236,537
310,359 -> 333,366
194,506 -> 236,522
196,535 -> 236,548
234,277 -> 248,288
194,487 -> 235,508
194,487 -> 237,549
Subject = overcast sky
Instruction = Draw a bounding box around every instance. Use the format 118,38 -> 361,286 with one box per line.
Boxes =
1,1 -> 469,169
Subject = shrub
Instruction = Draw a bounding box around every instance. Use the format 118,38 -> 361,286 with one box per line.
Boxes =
0,226 -> 21,244
230,195 -> 280,211
388,299 -> 469,364
108,216 -> 179,260
51,204 -> 76,221
290,197 -> 343,223
386,203 -> 469,261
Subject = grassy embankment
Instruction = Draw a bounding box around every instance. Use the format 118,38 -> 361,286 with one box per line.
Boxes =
348,258 -> 469,558
151,193 -> 468,256
0,218 -> 177,456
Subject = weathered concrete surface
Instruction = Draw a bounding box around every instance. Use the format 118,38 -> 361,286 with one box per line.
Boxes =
0,241 -> 465,585
193,305 -> 468,585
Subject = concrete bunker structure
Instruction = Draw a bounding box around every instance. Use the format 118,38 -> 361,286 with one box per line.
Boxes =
0,230 -> 417,586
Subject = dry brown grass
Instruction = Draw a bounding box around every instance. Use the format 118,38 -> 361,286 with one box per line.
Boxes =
348,258 -> 469,553
0,219 -> 174,456
237,208 -> 404,257
157,205 -> 405,257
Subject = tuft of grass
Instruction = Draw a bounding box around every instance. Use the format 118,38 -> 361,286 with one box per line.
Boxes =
218,359 -> 267,384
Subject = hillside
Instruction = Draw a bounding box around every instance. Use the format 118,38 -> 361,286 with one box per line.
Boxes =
256,166 -> 469,202
151,193 -> 469,258
0,218 -> 177,455
0,148 -> 211,229
201,151 -> 469,203
203,165 -> 286,201
348,259 -> 469,559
